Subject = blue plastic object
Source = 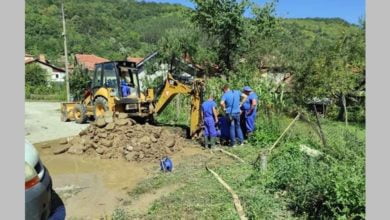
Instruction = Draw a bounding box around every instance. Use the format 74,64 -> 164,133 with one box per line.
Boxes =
160,157 -> 173,172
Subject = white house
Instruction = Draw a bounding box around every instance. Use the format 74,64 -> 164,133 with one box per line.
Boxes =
25,54 -> 66,83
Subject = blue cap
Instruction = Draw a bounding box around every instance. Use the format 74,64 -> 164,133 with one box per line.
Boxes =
243,86 -> 252,92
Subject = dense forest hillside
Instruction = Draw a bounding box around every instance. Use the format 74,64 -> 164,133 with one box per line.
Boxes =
26,0 -> 189,62
25,0 -> 360,64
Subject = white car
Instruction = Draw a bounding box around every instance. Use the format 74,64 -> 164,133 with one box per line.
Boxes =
25,140 -> 52,220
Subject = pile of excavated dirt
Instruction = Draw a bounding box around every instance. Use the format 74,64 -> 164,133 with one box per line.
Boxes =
52,112 -> 188,162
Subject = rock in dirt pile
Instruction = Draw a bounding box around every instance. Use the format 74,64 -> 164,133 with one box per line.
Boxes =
53,112 -> 188,162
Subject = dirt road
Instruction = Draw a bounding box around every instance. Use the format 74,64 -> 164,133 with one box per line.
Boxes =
25,102 -> 89,144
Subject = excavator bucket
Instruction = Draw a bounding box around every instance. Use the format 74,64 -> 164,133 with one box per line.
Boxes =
60,102 -> 77,122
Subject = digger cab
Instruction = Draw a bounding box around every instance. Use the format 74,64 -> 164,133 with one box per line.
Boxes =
90,61 -> 155,118
92,61 -> 139,99
61,60 -> 155,123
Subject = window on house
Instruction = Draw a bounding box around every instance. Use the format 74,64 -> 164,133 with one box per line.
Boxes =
56,74 -> 59,79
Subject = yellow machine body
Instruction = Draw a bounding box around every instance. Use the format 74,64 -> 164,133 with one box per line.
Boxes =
61,61 -> 204,138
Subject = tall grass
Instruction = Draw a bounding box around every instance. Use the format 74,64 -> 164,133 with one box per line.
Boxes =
25,82 -> 67,101
245,114 -> 365,219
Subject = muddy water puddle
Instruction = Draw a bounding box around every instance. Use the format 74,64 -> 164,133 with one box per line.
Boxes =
34,138 -> 207,218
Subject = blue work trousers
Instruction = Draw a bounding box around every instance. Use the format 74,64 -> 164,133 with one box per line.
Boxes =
227,113 -> 244,146
203,117 -> 218,137
243,110 -> 256,133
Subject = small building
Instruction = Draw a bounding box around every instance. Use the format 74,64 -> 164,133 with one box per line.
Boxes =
25,54 -> 66,82
306,97 -> 332,115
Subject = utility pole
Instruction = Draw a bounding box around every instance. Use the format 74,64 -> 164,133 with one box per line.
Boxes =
61,1 -> 71,102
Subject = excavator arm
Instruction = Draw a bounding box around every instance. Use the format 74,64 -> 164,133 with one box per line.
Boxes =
154,74 -> 204,138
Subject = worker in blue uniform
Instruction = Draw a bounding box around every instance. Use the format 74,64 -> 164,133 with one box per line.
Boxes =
220,84 -> 244,147
240,86 -> 258,138
201,96 -> 219,148
120,80 -> 131,97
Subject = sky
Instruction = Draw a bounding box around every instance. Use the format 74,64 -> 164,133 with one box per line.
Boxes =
140,0 -> 365,24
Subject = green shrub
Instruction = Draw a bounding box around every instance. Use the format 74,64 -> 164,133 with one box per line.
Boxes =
348,105 -> 365,123
261,131 -> 365,219
25,63 -> 67,101
248,114 -> 283,147
25,63 -> 49,87
25,82 -> 67,101
69,66 -> 91,101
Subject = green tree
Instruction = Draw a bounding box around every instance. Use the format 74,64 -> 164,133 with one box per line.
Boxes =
192,0 -> 249,74
291,31 -> 364,122
157,27 -> 199,73
69,66 -> 91,101
25,63 -> 49,87
243,0 -> 279,69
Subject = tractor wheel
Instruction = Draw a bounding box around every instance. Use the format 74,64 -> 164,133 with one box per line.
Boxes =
60,110 -> 68,122
73,104 -> 88,124
94,97 -> 108,119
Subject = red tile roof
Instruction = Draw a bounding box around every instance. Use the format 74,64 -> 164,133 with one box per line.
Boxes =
127,57 -> 144,64
75,54 -> 109,71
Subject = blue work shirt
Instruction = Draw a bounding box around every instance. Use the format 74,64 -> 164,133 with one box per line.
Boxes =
201,100 -> 217,118
221,90 -> 241,114
242,92 -> 258,111
121,81 -> 131,97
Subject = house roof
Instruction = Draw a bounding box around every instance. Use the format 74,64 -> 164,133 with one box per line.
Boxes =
306,97 -> 332,105
25,53 -> 36,64
75,54 -> 109,71
127,57 -> 144,64
25,59 -> 65,73
25,57 -> 35,64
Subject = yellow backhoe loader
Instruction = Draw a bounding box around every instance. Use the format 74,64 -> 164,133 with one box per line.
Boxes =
61,60 -> 204,138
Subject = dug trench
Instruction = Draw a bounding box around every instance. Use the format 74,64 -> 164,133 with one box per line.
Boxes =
34,112 -> 228,219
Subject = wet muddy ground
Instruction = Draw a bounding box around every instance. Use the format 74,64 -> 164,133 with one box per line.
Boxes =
26,101 -> 215,219
36,139 -> 208,219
